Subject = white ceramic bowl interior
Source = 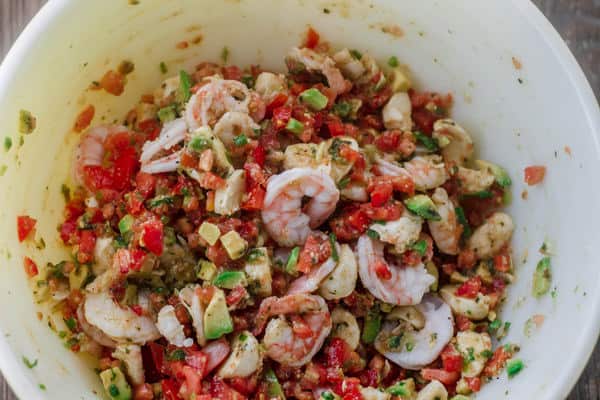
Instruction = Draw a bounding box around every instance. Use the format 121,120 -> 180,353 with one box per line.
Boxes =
0,0 -> 598,399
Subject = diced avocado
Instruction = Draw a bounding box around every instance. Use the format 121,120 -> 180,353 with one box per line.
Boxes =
506,358 -> 524,377
220,231 -> 248,260
245,247 -> 272,297
361,305 -> 381,344
532,257 -> 551,297
389,67 -> 412,92
197,260 -> 217,281
69,265 -> 89,290
320,390 -> 341,400
404,195 -> 441,221
264,369 -> 285,399
118,214 -> 134,235
475,160 -> 512,187
299,88 -> 328,111
198,222 -> 221,246
204,288 -> 234,339
213,270 -> 248,289
386,378 -> 416,397
99,367 -> 132,400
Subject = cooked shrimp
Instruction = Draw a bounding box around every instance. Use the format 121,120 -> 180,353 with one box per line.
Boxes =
403,155 -> 448,191
383,92 -> 413,131
333,48 -> 367,80
432,119 -> 473,166
254,72 -> 287,103
76,304 -> 117,348
262,167 -> 340,247
287,47 -> 350,95
156,305 -> 193,347
357,235 -> 435,305
368,209 -> 423,254
185,77 -> 252,129
254,294 -> 332,367
287,256 -> 337,295
375,157 -> 412,178
140,118 -> 187,164
456,166 -> 494,194
374,295 -> 454,370
83,291 -> 160,345
140,149 -> 183,174
74,124 -> 131,185
427,188 -> 461,255
113,344 -> 145,386
213,111 -> 259,150
467,212 -> 514,259
178,285 -> 206,346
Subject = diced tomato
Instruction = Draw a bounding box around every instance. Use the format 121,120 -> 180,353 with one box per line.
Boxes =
135,172 -> 157,198
133,383 -> 154,400
421,368 -> 460,385
78,230 -> 96,255
146,342 -> 166,378
161,379 -> 181,400
23,257 -> 38,278
339,145 -> 361,164
465,376 -> 481,392
296,234 -> 332,274
228,376 -> 258,396
198,172 -> 226,190
482,346 -> 513,378
99,70 -> 125,96
138,119 -> 161,141
304,27 -> 320,49
326,120 -> 346,137
73,105 -> 95,133
370,182 -> 393,207
374,260 -> 392,280
411,108 -> 438,134
251,144 -> 266,167
291,315 -> 314,339
130,304 -> 143,316
126,192 -> 146,215
362,201 -> 403,221
59,220 -> 78,244
112,148 -> 138,191
140,219 -> 164,256
209,377 -> 246,400
374,131 -> 400,152
457,249 -> 477,270
272,106 -> 292,131
524,165 -> 546,186
290,82 -> 309,96
494,252 -> 511,272
241,186 -> 265,211
369,175 -> 415,197
329,207 -> 369,242
455,314 -> 474,331
206,242 -> 230,266
226,286 -> 248,307
326,338 -> 350,369
455,276 -> 482,298
222,65 -> 242,81
441,345 -> 463,373
265,93 -> 289,116
83,165 -> 114,191
359,368 -> 379,388
17,215 -> 36,242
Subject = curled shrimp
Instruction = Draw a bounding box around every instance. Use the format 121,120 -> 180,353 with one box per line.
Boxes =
74,124 -> 131,186
357,235 -> 435,305
374,294 -> 454,370
213,111 -> 260,151
288,252 -> 338,295
403,155 -> 448,191
140,149 -> 183,174
139,118 -> 187,164
368,208 -> 423,254
287,47 -> 350,95
254,294 -> 332,367
185,77 -> 252,129
427,188 -> 461,255
83,291 -> 160,345
262,167 -> 340,247
432,119 -> 473,166
77,304 -> 117,348
179,285 -> 206,346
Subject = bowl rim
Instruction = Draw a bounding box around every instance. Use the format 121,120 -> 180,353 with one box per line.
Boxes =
0,0 -> 598,399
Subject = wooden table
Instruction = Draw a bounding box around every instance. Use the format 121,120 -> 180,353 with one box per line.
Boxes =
1,0 -> 598,399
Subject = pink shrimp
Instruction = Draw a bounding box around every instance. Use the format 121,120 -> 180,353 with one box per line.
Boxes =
287,47 -> 351,95
357,235 -> 435,305
254,294 -> 332,367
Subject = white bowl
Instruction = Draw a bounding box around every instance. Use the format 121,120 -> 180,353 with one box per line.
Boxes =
0,0 -> 598,399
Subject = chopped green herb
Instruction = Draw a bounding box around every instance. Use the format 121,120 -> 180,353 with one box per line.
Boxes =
188,136 -> 212,152
177,70 -> 192,103
285,118 -> 304,135
488,319 -> 502,332
118,60 -> 135,75
108,384 -> 120,397
329,233 -> 339,262
387,335 -> 402,349
337,176 -> 351,189
22,356 -> 38,369
264,369 -> 285,399
147,195 -> 175,209
286,247 -> 300,274
0,165 -> 7,176
159,61 -> 168,74
157,105 -> 177,123
411,240 -> 428,256
506,358 -> 524,377
467,347 -> 475,362
366,229 -> 380,240
233,134 -> 248,147
350,49 -> 362,60
386,381 -> 409,396
118,214 -> 134,235
388,56 -> 399,68
405,341 -> 414,351
221,46 -> 230,64
323,8 -> 331,14
299,88 -> 329,111
247,248 -> 265,263
241,75 -> 255,88
321,391 -> 335,400
455,206 -> 472,238
332,102 -> 352,119
362,305 -> 381,344
166,348 -> 186,361
19,110 -> 36,134
64,317 -> 77,331
413,131 -> 439,151
532,257 -> 551,297
61,184 -> 71,202
4,137 -> 12,151
481,349 -> 494,359
38,384 -> 46,390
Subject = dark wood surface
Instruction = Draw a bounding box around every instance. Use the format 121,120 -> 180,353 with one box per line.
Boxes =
0,0 -> 598,398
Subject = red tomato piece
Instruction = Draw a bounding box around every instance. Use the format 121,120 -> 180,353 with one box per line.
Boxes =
441,345 -> 463,373
100,70 -> 125,96
23,257 -> 38,278
222,65 -> 242,81
326,120 -> 346,137
252,144 -> 266,167
421,368 -> 460,385
112,148 -> 138,191
59,220 -> 78,244
374,260 -> 392,280
494,253 -> 511,272
140,219 -> 164,256
199,172 -> 226,190
304,27 -> 320,49
265,93 -> 289,116
78,230 -> 97,255
465,376 -> 482,392
272,106 -> 292,131
455,276 -> 482,299
161,379 -> 181,400
73,105 -> 95,133
138,119 -> 161,141
241,186 -> 266,211
135,172 -> 157,198
370,182 -> 393,207
83,165 -> 114,191
524,165 -> 546,186
17,215 -> 37,242
482,346 -> 513,378
296,234 -> 332,274
362,201 -> 403,221
226,285 -> 248,307
209,377 -> 246,400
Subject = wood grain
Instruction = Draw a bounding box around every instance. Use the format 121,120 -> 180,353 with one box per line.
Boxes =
0,0 -> 598,399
